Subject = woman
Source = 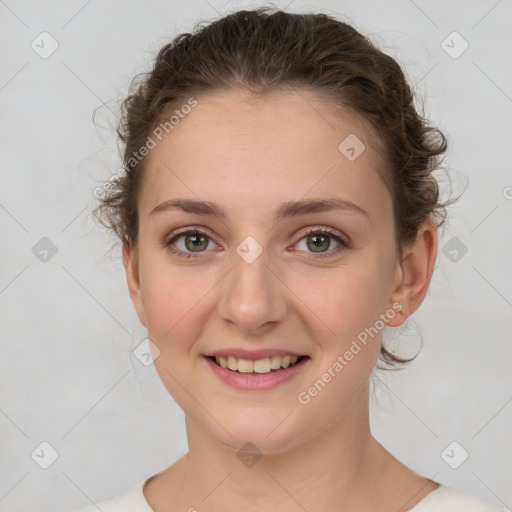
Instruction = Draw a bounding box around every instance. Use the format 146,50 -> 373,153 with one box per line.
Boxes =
77,7 -> 506,511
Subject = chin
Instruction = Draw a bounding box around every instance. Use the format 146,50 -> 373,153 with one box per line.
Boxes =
206,412 -> 306,456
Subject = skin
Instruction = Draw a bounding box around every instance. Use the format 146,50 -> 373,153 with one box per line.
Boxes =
122,88 -> 439,511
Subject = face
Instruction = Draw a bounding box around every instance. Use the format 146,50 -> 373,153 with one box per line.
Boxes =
123,88 -> 427,454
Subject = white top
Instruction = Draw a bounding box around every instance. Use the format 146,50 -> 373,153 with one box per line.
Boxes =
72,477 -> 509,512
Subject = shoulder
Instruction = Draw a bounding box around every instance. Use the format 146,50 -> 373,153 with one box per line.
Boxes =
70,479 -> 154,512
412,485 -> 509,512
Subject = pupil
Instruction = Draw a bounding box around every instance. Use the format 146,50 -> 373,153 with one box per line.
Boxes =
187,234 -> 207,251
309,234 -> 329,252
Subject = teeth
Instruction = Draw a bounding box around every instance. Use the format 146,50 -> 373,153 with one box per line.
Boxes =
270,355 -> 282,370
214,355 -> 300,373
237,358 -> 254,373
253,358 -> 270,373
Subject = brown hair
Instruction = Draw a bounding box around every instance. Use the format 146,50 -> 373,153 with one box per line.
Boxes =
94,6 -> 457,367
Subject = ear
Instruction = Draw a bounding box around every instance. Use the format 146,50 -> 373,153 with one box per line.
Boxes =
386,217 -> 438,327
122,239 -> 147,327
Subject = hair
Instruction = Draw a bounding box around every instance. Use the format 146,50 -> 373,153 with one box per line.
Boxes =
93,6 -> 458,368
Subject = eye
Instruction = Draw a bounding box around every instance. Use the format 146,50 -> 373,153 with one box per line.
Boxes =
293,227 -> 350,258
163,228 -> 219,258
162,226 -> 351,260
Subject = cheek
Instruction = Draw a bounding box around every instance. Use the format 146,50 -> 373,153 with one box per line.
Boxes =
139,263 -> 213,407
290,259 -> 389,355
138,255 -> 217,357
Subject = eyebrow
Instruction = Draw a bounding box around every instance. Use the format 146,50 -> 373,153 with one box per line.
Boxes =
149,197 -> 369,222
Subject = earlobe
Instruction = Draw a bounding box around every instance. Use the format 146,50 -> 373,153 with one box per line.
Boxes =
122,240 -> 147,327
386,218 -> 438,328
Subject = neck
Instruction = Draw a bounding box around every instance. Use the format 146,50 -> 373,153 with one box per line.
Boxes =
167,383 -> 401,510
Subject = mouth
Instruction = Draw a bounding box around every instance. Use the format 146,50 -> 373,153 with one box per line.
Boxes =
205,354 -> 309,374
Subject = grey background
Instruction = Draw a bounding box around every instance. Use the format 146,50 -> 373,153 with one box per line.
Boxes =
0,0 -> 511,510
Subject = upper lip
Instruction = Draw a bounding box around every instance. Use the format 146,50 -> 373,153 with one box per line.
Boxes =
204,348 -> 307,359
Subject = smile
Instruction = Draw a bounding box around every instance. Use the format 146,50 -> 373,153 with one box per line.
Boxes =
208,354 -> 307,374
204,353 -> 311,391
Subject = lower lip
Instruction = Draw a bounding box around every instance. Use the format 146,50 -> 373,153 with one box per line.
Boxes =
204,356 -> 310,391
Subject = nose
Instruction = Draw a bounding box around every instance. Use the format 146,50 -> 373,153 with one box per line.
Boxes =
217,246 -> 288,335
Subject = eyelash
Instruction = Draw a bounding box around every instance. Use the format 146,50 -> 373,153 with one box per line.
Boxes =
162,226 -> 351,260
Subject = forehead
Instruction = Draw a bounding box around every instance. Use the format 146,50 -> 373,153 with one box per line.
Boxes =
139,88 -> 391,222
